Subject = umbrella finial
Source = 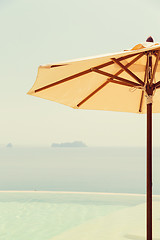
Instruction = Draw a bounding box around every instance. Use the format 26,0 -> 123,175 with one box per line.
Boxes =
146,36 -> 154,42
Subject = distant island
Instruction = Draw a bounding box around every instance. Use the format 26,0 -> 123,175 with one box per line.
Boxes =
51,141 -> 87,148
6,143 -> 13,148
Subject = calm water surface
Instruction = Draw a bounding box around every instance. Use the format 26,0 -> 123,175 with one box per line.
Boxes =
0,192 -> 157,240
0,147 -> 160,194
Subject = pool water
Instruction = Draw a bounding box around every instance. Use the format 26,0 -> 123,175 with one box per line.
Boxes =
0,192 -> 159,240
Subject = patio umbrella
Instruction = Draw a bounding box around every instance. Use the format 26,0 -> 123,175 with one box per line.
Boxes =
28,37 -> 160,240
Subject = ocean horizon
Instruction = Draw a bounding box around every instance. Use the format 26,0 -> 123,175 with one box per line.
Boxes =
0,146 -> 160,194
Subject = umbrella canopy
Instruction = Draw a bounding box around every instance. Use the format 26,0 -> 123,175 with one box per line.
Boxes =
28,41 -> 160,113
28,37 -> 160,240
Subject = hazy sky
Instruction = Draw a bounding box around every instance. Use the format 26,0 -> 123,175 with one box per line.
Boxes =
1,0 -> 160,147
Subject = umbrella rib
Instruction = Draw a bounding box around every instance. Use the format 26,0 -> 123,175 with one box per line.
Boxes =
150,51 -> 160,85
153,51 -> 160,88
77,80 -> 110,107
154,81 -> 160,88
139,91 -> 145,113
139,54 -> 149,113
34,53 -> 143,93
50,64 -> 67,68
112,52 -> 144,76
35,69 -> 92,93
77,80 -> 137,108
91,69 -> 141,87
94,52 -> 142,70
109,79 -> 136,87
77,54 -> 144,107
155,85 -> 160,89
111,58 -> 144,86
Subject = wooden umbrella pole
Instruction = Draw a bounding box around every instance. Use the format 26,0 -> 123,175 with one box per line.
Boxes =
147,100 -> 152,240
146,49 -> 153,240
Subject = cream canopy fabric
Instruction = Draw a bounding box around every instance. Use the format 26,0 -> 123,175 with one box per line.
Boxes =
28,42 -> 160,113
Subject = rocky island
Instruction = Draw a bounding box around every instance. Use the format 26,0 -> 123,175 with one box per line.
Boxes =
6,143 -> 13,148
51,141 -> 87,148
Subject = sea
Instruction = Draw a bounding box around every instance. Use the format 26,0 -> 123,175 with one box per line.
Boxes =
0,147 -> 160,240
